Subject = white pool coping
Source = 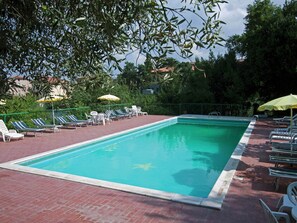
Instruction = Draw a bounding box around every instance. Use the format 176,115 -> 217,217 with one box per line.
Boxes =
0,115 -> 255,209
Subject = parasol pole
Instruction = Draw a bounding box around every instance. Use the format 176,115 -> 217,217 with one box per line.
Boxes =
291,107 -> 293,131
51,102 -> 56,125
290,107 -> 293,153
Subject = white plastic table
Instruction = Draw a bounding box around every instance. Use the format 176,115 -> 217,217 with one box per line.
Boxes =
91,113 -> 105,125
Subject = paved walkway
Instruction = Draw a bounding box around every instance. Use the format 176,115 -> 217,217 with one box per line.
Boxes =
0,116 -> 294,222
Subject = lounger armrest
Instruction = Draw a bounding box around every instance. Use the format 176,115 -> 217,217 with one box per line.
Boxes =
272,211 -> 291,223
8,129 -> 17,133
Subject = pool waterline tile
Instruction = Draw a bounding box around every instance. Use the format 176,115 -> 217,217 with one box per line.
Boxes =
0,115 -> 255,209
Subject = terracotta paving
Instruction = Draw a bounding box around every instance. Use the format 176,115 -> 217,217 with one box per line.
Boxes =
0,115 -> 294,222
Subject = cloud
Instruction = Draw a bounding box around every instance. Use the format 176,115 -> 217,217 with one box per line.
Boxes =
219,1 -> 248,37
219,0 -> 285,38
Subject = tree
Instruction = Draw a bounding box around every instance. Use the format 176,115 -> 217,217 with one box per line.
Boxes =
1,0 -> 226,84
68,69 -> 113,107
235,0 -> 297,100
117,62 -> 140,91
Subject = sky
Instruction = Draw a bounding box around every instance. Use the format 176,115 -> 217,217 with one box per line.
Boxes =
119,0 -> 286,70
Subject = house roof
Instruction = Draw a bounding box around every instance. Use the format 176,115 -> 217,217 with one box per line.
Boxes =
151,67 -> 175,73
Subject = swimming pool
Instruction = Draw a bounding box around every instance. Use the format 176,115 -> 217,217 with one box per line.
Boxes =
0,115 -> 255,209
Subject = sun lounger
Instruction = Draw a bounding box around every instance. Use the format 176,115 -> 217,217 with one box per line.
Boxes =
12,121 -> 45,136
269,132 -> 297,143
111,110 -> 125,119
269,155 -> 297,167
114,109 -> 131,118
273,126 -> 297,132
271,142 -> 297,155
55,116 -> 86,128
270,127 -> 297,138
272,142 -> 297,149
269,167 -> 297,191
0,119 -> 24,142
274,114 -> 297,126
31,118 -> 62,132
67,115 -> 91,125
107,110 -> 125,120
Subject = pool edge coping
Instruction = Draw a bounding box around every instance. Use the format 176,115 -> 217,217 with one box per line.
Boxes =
0,115 -> 255,210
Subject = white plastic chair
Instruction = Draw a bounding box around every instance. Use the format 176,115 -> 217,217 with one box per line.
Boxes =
287,181 -> 297,205
131,105 -> 138,117
259,199 -> 291,223
276,181 -> 297,213
0,119 -> 24,142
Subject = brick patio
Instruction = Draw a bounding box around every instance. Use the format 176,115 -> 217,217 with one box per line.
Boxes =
0,115 -> 293,222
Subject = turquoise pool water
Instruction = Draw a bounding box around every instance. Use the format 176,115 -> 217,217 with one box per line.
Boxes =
21,118 -> 249,198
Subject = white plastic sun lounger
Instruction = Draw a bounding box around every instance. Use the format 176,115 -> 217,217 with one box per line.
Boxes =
269,155 -> 297,167
0,119 -> 24,142
269,132 -> 297,143
269,167 -> 297,191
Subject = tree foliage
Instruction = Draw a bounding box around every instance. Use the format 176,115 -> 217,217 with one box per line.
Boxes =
229,0 -> 297,100
1,0 -> 226,84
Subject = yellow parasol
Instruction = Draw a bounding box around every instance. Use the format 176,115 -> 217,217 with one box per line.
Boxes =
258,94 -> 297,140
37,95 -> 64,125
98,94 -> 120,110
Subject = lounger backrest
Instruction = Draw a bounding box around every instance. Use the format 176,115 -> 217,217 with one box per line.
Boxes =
0,120 -> 9,134
19,121 -> 29,128
11,122 -> 18,130
12,121 -> 23,130
55,116 -> 64,124
71,115 -> 80,121
38,118 -> 47,125
32,119 -> 43,127
67,115 -> 75,122
60,116 -> 68,123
